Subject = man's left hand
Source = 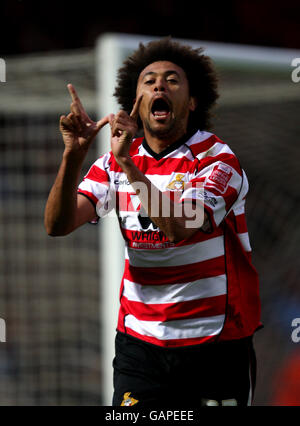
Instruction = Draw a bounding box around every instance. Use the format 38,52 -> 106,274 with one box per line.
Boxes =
110,96 -> 143,165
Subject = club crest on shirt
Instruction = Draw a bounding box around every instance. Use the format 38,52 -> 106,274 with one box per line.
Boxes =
206,163 -> 233,193
121,392 -> 139,406
166,173 -> 185,191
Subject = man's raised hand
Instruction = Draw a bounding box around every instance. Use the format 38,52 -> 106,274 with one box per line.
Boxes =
60,84 -> 110,155
110,96 -> 143,165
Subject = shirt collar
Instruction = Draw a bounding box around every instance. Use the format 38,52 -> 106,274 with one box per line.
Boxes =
142,130 -> 196,161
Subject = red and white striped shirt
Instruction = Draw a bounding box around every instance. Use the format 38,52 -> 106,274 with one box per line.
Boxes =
78,130 -> 261,347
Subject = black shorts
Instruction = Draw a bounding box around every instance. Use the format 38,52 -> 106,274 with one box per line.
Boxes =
112,331 -> 257,407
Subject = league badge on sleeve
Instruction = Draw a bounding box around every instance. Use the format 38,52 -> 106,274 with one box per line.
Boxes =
206,163 -> 233,193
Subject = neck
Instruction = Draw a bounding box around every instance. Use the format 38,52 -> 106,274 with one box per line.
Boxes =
143,127 -> 187,154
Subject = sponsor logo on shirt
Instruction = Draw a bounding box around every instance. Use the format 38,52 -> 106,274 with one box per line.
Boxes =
114,178 -> 130,186
197,190 -> 218,208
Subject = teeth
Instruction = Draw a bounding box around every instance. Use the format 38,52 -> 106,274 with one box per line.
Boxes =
154,111 -> 169,117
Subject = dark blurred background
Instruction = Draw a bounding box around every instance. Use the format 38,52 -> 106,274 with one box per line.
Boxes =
1,0 -> 300,56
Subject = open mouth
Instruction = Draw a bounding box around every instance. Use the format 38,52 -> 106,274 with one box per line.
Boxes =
151,98 -> 171,121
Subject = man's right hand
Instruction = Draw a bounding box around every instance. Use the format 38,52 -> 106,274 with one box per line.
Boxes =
60,84 -> 111,156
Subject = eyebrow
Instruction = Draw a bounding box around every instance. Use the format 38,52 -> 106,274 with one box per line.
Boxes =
141,70 -> 181,80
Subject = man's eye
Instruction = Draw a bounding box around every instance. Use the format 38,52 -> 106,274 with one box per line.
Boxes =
167,79 -> 178,84
145,79 -> 154,85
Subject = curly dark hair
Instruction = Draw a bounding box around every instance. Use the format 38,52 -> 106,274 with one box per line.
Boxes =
114,37 -> 219,131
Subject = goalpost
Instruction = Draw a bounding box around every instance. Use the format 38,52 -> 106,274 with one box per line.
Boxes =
96,33 -> 299,406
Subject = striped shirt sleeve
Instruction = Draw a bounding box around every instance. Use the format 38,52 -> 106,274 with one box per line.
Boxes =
180,145 -> 247,230
77,153 -> 114,219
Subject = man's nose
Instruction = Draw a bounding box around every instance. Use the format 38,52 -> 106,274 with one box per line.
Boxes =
154,78 -> 166,92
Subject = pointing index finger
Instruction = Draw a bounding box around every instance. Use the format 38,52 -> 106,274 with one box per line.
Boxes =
130,95 -> 143,121
67,84 -> 83,107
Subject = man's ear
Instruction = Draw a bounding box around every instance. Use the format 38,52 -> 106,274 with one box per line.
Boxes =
189,96 -> 197,112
